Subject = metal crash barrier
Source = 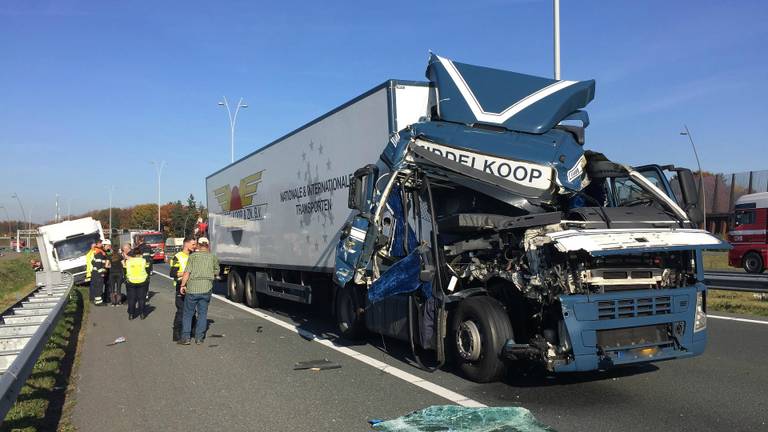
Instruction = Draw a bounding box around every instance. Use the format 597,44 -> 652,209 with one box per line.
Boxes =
0,234 -> 74,421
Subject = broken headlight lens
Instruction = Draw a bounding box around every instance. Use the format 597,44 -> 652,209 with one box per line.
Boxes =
694,291 -> 706,332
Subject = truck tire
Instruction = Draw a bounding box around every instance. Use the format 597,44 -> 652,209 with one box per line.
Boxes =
227,270 -> 245,303
335,286 -> 365,340
244,271 -> 267,308
743,252 -> 765,274
451,296 -> 513,383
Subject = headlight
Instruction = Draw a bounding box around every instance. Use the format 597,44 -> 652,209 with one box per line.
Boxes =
694,291 -> 706,332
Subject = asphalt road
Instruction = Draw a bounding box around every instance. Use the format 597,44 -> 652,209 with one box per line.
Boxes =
72,264 -> 768,431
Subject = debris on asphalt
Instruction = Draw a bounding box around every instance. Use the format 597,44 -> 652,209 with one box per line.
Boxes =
256,326 -> 263,333
370,405 -> 555,431
107,336 -> 126,346
294,359 -> 341,371
208,344 -> 220,348
298,329 -> 315,340
210,334 -> 225,338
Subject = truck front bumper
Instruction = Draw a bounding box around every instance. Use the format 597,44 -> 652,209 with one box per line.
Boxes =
553,284 -> 706,372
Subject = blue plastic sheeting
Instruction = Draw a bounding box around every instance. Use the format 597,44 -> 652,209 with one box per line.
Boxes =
368,249 -> 431,304
371,405 -> 555,432
387,186 -> 418,258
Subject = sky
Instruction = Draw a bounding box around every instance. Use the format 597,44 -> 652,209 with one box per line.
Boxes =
1,0 -> 766,223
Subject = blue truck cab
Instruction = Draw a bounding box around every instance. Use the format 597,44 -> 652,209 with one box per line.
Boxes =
334,55 -> 728,383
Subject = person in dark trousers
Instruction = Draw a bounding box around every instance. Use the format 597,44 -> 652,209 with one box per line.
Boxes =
101,239 -> 113,304
88,239 -> 108,306
136,235 -> 153,303
108,243 -> 130,306
179,237 -> 219,345
169,237 -> 196,341
125,248 -> 149,320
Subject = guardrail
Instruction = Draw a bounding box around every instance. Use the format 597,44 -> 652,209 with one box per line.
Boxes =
0,271 -> 73,421
704,271 -> 768,293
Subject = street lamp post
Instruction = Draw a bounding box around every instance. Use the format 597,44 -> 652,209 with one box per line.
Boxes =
553,0 -> 561,80
151,161 -> 165,232
218,96 -> 248,163
0,205 -> 10,236
11,193 -> 28,250
680,125 -> 706,228
108,186 -> 115,240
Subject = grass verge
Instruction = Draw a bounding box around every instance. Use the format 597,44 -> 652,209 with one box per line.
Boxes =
702,251 -> 736,272
0,287 -> 87,431
0,254 -> 38,313
708,289 -> 768,317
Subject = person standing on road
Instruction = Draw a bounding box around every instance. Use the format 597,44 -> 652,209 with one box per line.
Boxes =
108,244 -> 130,306
169,237 -> 196,341
88,239 -> 108,306
136,235 -> 153,303
178,237 -> 219,345
101,239 -> 113,304
125,248 -> 150,320
84,241 -> 96,285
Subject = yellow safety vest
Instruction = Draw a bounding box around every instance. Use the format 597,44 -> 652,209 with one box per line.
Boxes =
84,249 -> 95,282
125,257 -> 148,284
172,251 -> 190,281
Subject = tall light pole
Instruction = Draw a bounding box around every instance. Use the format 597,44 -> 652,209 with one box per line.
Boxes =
218,96 -> 248,163
55,193 -> 60,223
11,193 -> 29,248
680,125 -> 706,228
151,161 -> 165,232
553,0 -> 561,80
108,186 -> 115,239
0,205 -> 10,236
67,199 -> 72,221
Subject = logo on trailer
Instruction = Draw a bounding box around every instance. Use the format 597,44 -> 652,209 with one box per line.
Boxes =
213,170 -> 268,221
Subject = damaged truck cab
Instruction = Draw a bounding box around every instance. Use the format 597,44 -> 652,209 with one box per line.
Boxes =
334,55 -> 728,382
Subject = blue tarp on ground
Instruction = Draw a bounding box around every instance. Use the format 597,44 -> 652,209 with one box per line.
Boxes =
371,405 -> 556,432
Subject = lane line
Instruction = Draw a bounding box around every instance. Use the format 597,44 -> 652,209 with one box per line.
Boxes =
153,271 -> 486,408
708,315 -> 768,325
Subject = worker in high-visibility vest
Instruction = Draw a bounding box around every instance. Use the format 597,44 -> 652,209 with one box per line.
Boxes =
88,239 -> 108,305
84,242 -> 96,283
169,237 -> 196,341
125,248 -> 149,320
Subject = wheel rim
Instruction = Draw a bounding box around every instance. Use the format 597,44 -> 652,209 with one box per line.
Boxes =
745,255 -> 760,272
245,277 -> 253,303
228,275 -> 237,298
456,320 -> 482,362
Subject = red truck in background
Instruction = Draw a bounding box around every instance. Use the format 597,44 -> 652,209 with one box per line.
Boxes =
729,192 -> 768,273
119,230 -> 165,262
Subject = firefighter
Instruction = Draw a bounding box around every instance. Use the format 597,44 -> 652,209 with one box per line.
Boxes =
88,239 -> 108,305
84,241 -> 96,284
101,239 -> 112,304
169,237 -> 196,341
125,248 -> 149,320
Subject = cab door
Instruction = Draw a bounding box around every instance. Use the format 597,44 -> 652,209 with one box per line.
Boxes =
334,165 -> 379,287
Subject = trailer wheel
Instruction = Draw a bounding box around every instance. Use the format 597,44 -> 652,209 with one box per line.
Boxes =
451,296 -> 513,383
335,286 -> 365,340
244,271 -> 267,308
743,252 -> 765,274
227,269 -> 245,303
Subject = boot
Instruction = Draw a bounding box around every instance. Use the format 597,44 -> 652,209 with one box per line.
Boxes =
172,327 -> 181,342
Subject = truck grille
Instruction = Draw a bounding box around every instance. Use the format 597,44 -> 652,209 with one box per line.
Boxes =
597,296 -> 672,320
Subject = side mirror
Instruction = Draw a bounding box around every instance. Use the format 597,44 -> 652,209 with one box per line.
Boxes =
348,165 -> 379,213
677,169 -> 704,225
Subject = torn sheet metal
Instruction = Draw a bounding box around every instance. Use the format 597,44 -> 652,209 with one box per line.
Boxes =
543,228 -> 730,255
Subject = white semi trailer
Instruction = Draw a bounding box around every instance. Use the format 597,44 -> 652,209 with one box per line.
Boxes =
207,80 -> 430,304
37,217 -> 104,283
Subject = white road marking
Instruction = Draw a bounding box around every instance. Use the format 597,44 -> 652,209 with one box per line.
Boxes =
152,270 -> 486,408
708,315 -> 768,325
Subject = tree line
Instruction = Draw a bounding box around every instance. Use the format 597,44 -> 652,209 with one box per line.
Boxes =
1,194 -> 206,239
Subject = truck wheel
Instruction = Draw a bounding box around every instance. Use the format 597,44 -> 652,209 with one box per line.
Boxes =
335,286 -> 365,340
244,271 -> 268,308
451,296 -> 513,383
743,252 -> 765,274
227,270 -> 245,303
